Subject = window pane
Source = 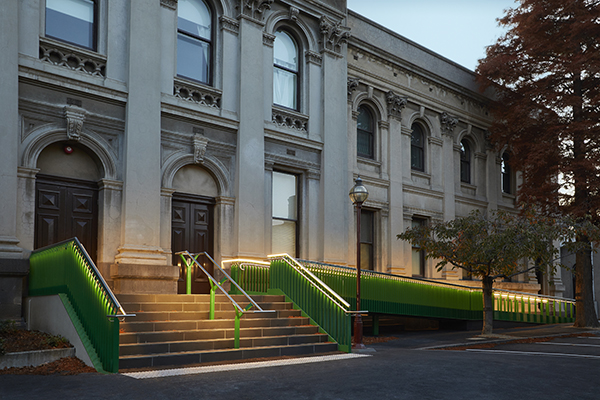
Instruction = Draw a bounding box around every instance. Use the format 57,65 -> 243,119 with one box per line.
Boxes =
411,125 -> 423,146
357,107 -> 372,132
412,248 -> 423,276
273,68 -> 297,109
178,0 -> 211,39
272,172 -> 297,220
274,32 -> 298,71
460,141 -> 470,183
272,219 -> 296,255
46,0 -> 95,49
357,130 -> 373,158
360,211 -> 373,243
411,146 -> 423,170
360,243 -> 373,271
177,34 -> 210,83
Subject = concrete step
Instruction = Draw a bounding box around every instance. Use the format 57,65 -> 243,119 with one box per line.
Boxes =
125,308 -> 302,322
119,342 -> 339,370
119,333 -> 330,356
120,324 -> 320,343
119,316 -> 311,333
120,301 -> 293,313
117,293 -> 286,304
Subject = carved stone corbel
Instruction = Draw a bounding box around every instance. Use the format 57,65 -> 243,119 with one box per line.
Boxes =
320,16 -> 350,55
386,91 -> 408,119
289,6 -> 299,21
242,0 -> 274,22
193,134 -> 209,164
440,112 -> 458,137
63,105 -> 86,141
347,77 -> 359,96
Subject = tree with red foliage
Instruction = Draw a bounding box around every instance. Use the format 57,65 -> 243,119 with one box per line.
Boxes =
477,0 -> 600,327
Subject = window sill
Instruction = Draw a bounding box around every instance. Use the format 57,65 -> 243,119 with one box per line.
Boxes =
460,182 -> 477,196
357,157 -> 381,167
39,36 -> 106,77
173,77 -> 222,109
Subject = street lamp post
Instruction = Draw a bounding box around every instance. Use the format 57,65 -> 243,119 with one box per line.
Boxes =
349,176 -> 368,349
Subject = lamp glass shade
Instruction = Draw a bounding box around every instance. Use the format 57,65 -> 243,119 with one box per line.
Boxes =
349,177 -> 369,205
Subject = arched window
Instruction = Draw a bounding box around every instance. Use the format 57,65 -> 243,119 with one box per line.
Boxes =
273,31 -> 299,110
177,0 -> 212,85
45,0 -> 97,50
357,106 -> 374,159
502,152 -> 512,194
411,123 -> 425,171
460,140 -> 471,183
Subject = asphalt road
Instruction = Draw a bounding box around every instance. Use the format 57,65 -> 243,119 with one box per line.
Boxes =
2,327 -> 599,400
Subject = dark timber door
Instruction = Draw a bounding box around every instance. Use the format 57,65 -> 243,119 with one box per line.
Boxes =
172,194 -> 215,294
35,175 -> 98,262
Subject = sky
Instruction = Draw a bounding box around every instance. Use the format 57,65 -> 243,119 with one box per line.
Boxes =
346,0 -> 517,71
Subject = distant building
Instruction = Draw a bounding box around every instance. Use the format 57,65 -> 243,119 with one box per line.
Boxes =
1,0 -> 577,320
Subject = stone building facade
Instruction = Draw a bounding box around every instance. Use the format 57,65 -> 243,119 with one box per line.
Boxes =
1,0 -> 567,319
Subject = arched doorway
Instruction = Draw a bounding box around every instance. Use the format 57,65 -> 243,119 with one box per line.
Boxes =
171,164 -> 218,294
34,142 -> 101,261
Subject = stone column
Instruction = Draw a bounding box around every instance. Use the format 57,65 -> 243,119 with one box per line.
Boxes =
112,0 -> 176,293
386,94 -> 405,275
486,148 -> 499,213
0,1 -> 28,321
233,9 -> 267,258
97,179 -> 123,282
220,16 -> 240,118
319,16 -> 350,264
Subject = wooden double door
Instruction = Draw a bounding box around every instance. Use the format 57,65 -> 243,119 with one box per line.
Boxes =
171,194 -> 215,294
35,175 -> 98,261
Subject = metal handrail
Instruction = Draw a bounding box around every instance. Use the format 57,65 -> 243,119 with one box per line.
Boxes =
34,237 -> 134,318
492,288 -> 576,303
269,254 -> 352,312
176,251 -> 274,314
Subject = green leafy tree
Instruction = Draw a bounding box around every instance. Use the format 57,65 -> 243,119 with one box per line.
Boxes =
398,210 -> 571,335
477,0 -> 600,327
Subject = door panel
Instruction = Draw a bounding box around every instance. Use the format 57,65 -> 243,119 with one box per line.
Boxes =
35,176 -> 98,262
172,195 -> 214,294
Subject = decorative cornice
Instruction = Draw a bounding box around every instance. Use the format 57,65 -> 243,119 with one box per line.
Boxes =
160,0 -> 177,10
272,106 -> 308,133
220,16 -> 240,35
386,91 -> 407,120
347,77 -> 359,96
428,136 -> 443,147
305,50 -> 322,66
265,152 -> 320,172
319,16 -> 350,55
63,105 -> 86,141
307,169 -> 321,180
378,120 -> 390,130
39,37 -> 106,77
241,0 -> 273,22
193,134 -> 209,164
173,78 -> 222,109
263,32 -> 275,47
440,112 -> 458,137
99,179 -> 124,191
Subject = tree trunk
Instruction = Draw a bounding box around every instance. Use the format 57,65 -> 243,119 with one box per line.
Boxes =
481,276 -> 494,335
574,236 -> 600,327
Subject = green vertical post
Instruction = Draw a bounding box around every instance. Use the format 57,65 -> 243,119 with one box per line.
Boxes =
209,281 -> 216,320
186,257 -> 192,295
234,311 -> 242,349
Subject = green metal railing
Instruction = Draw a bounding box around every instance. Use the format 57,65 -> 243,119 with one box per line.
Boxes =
229,261 -> 271,295
493,289 -> 576,324
177,252 -> 275,349
29,238 -> 133,373
268,255 -> 352,353
230,256 -> 576,332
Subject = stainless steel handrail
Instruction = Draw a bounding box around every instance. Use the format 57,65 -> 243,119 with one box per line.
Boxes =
176,251 -> 274,314
268,253 -> 353,312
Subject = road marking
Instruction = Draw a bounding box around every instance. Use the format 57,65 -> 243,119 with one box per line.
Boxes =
121,353 -> 372,379
466,349 -> 600,359
537,342 -> 600,348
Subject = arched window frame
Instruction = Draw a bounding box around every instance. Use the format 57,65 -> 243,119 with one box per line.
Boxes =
45,0 -> 98,51
460,139 -> 471,184
411,122 -> 426,172
177,0 -> 213,86
501,152 -> 512,194
273,29 -> 300,111
357,105 -> 375,159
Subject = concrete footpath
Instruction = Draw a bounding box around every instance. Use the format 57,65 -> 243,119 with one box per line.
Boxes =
1,323 -> 599,400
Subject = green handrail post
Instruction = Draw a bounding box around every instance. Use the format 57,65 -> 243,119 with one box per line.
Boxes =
234,310 -> 242,349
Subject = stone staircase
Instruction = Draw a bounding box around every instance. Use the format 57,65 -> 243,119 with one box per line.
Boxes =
117,293 -> 338,370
